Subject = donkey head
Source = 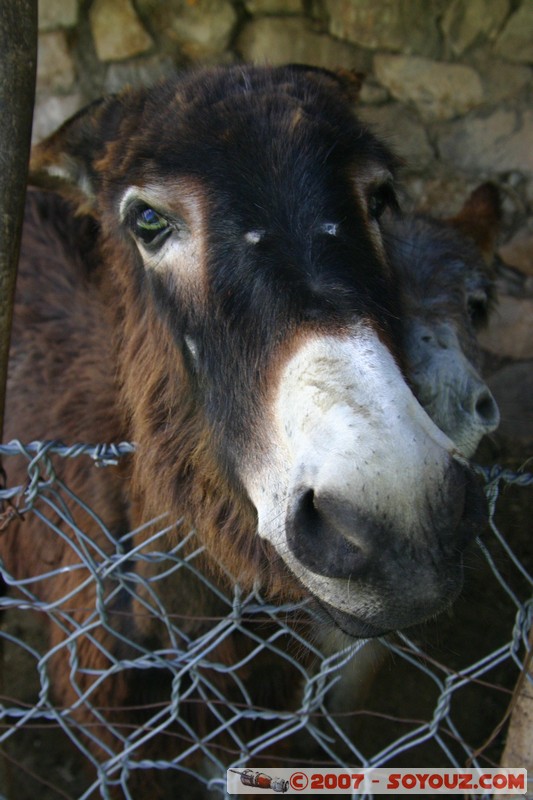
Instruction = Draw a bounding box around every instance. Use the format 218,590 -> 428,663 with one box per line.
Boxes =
388,184 -> 501,457
30,65 -> 484,637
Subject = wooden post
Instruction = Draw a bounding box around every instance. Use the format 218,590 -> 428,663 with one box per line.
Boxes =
499,627 -> 533,770
0,0 -> 37,438
0,11 -> 37,796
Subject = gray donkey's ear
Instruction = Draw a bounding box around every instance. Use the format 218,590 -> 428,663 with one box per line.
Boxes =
29,96 -> 121,215
447,182 -> 502,265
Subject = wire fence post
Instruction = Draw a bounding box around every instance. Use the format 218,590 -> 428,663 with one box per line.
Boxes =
0,0 -> 37,438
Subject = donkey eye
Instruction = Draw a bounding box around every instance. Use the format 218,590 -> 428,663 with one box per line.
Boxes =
467,291 -> 489,327
130,204 -> 172,248
367,184 -> 396,221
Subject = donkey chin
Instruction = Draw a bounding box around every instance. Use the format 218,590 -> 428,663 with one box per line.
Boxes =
246,326 -> 485,638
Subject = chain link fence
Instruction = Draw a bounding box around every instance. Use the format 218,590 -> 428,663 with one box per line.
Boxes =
0,440 -> 531,799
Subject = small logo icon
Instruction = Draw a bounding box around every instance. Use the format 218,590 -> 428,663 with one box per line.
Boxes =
229,769 -> 289,793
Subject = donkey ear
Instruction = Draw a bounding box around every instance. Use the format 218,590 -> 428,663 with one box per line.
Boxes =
286,64 -> 365,102
29,96 -> 119,214
328,68 -> 366,102
447,182 -> 502,263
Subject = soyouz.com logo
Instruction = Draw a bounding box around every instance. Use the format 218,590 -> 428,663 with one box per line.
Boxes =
226,767 -> 528,795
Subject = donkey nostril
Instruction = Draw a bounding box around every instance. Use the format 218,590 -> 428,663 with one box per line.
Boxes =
475,389 -> 500,429
294,488 -> 322,537
288,487 -> 367,579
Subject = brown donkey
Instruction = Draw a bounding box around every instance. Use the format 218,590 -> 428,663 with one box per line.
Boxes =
2,65 -> 486,794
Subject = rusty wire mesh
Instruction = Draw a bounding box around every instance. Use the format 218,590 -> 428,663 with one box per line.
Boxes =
0,440 -> 531,799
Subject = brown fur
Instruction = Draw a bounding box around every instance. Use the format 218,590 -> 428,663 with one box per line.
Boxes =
4,187 -> 310,797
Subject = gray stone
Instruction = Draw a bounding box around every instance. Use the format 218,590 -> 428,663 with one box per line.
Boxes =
373,54 -> 484,121
438,109 -> 533,175
441,0 -> 510,55
137,0 -> 237,61
32,92 -> 85,144
477,60 -> 532,105
358,104 -> 434,169
488,361 -> 533,449
104,56 -> 177,93
494,2 -> 533,64
244,0 -> 302,13
37,30 -> 76,93
526,180 -> 533,208
238,17 -> 369,71
90,0 -> 153,62
478,295 -> 533,359
358,78 -> 389,105
499,226 -> 533,276
400,170 -> 474,217
38,0 -> 78,31
324,0 -> 440,57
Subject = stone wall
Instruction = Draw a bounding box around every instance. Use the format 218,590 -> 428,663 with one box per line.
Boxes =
34,1 -> 533,210
33,0 -> 533,447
